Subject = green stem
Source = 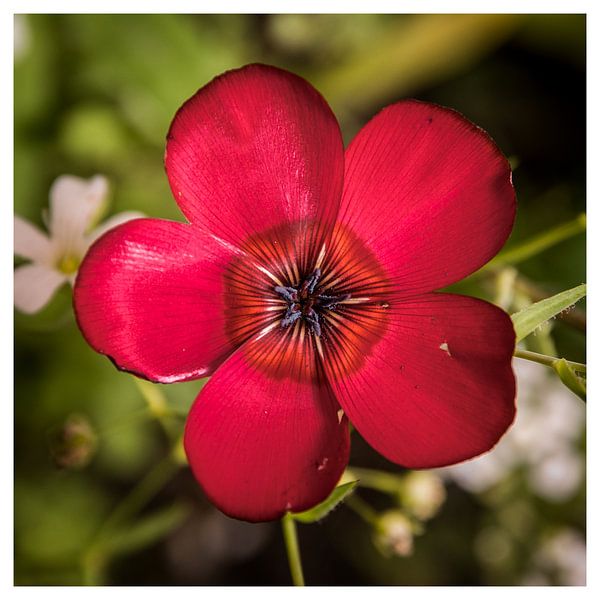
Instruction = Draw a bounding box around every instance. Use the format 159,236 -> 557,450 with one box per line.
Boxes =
281,513 -> 305,586
82,455 -> 179,584
346,467 -> 403,495
514,348 -> 586,375
345,494 -> 379,526
484,213 -> 586,271
102,456 -> 178,534
132,377 -> 181,441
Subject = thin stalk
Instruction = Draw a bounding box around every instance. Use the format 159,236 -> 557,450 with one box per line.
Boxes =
82,455 -> 179,584
483,213 -> 586,271
281,513 -> 305,586
101,456 -> 178,534
345,494 -> 379,526
514,348 -> 586,375
347,466 -> 404,495
132,377 -> 181,441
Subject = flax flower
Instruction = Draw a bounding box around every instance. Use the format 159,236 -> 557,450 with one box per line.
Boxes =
74,65 -> 516,522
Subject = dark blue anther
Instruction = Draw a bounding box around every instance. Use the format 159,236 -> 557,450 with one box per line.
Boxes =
306,268 -> 321,295
274,268 -> 349,337
281,305 -> 302,328
304,309 -> 321,337
318,293 -> 351,309
274,286 -> 298,304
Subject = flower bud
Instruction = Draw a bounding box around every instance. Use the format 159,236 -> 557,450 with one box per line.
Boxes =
373,510 -> 416,557
400,471 -> 446,520
49,414 -> 97,469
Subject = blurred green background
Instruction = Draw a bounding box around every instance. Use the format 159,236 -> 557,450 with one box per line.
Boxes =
14,14 -> 585,585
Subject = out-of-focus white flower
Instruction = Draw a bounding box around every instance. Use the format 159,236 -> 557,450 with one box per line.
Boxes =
438,360 -> 585,502
400,471 -> 446,521
14,175 -> 142,314
528,450 -> 583,501
534,529 -> 586,585
14,15 -> 31,61
373,510 -> 417,557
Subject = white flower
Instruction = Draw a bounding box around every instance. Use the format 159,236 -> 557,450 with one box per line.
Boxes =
373,510 -> 416,557
14,15 -> 31,62
14,174 -> 142,314
400,471 -> 446,521
533,529 -> 586,585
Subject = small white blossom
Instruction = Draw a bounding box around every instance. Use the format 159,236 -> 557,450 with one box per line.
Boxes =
14,174 -> 142,314
531,529 -> 586,585
14,15 -> 31,62
373,510 -> 416,557
400,471 -> 446,521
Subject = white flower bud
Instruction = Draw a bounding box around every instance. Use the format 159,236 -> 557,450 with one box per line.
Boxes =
374,510 -> 415,557
401,471 -> 446,520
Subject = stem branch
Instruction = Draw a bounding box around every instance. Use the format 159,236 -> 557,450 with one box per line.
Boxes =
345,494 -> 379,526
347,467 -> 403,495
514,348 -> 586,375
281,513 -> 305,586
82,455 -> 179,584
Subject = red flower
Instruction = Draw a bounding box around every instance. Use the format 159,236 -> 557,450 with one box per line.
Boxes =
74,64 -> 516,522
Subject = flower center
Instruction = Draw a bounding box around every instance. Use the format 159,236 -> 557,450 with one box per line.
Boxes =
58,254 -> 80,275
274,268 -> 350,337
222,220 -> 393,380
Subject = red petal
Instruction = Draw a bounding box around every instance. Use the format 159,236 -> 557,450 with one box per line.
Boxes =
325,293 -> 516,468
74,219 -> 238,383
165,64 -> 344,265
340,101 -> 515,295
184,329 -> 350,522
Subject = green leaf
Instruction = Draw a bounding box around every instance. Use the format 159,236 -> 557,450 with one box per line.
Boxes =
553,358 -> 586,401
292,481 -> 358,523
511,283 -> 586,342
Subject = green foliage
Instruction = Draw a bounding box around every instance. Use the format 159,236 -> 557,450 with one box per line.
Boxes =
14,475 -> 111,584
511,284 -> 586,342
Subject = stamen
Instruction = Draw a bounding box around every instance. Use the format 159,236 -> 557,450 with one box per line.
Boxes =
318,293 -> 351,309
274,267 -> 349,338
274,286 -> 298,304
281,306 -> 302,328
304,308 -> 321,337
306,268 -> 321,295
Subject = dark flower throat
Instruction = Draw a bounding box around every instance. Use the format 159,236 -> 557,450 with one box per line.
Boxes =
274,268 -> 350,337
